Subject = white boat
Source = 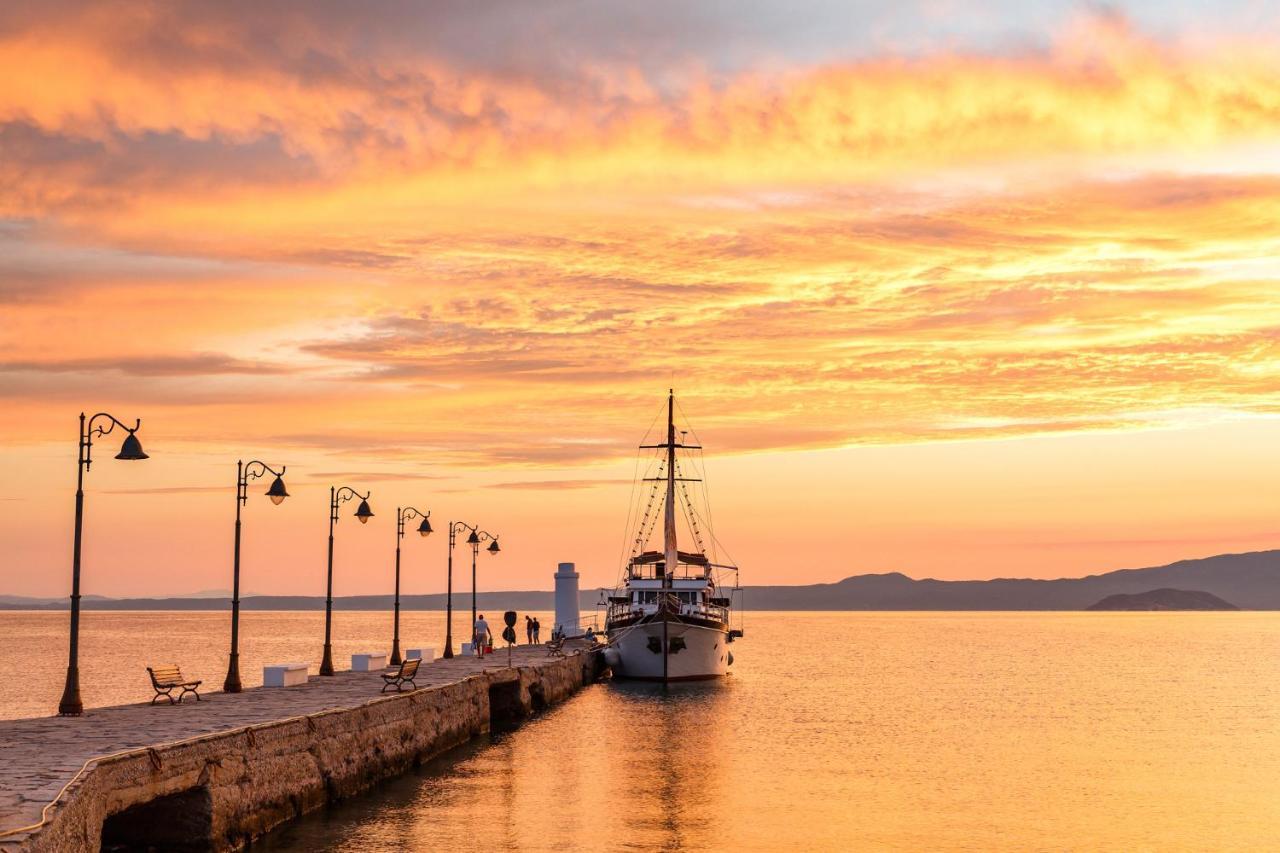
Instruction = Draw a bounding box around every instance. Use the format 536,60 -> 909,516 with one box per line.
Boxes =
604,391 -> 742,682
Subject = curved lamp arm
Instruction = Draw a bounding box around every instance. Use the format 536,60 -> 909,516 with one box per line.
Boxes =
243,460 -> 284,482
331,486 -> 372,525
475,529 -> 500,554
448,521 -> 500,551
334,486 -> 368,504
87,412 -> 139,440
398,506 -> 431,539
239,460 -> 287,506
83,412 -> 143,469
448,520 -> 475,545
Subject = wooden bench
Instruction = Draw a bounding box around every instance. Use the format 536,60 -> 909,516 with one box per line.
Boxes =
147,665 -> 202,705
546,637 -> 566,658
380,658 -> 421,692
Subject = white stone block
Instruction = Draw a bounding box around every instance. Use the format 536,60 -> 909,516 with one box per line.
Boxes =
351,652 -> 389,672
405,647 -> 434,661
263,662 -> 308,687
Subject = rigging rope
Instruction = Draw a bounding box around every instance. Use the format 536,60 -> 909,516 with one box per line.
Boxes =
614,400 -> 667,582
673,456 -> 707,554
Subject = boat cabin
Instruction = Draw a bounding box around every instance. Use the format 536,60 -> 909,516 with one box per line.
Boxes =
608,572 -> 728,625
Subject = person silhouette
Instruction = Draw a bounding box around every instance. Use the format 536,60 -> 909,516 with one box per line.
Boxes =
474,614 -> 492,658
525,614 -> 534,645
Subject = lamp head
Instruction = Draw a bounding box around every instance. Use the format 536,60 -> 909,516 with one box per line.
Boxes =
115,430 -> 148,461
265,475 -> 289,505
466,530 -> 481,545
417,517 -> 433,537
487,538 -> 501,555
355,499 -> 374,524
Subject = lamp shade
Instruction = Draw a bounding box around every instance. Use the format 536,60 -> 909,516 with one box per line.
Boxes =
417,517 -> 433,537
355,499 -> 374,523
487,538 -> 501,554
265,475 -> 289,505
466,530 -> 481,545
115,431 -> 148,460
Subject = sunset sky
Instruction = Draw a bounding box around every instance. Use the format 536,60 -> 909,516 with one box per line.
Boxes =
3,1 -> 1280,598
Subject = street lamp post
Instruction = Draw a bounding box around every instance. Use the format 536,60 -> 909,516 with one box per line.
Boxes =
58,412 -> 149,716
470,529 -> 500,640
320,486 -> 374,676
223,460 -> 289,693
443,522 -> 499,658
391,507 -> 432,665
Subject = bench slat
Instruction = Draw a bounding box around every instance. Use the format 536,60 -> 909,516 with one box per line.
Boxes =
147,664 -> 203,704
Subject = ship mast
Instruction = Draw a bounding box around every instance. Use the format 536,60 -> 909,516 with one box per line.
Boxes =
663,388 -> 677,586
662,391 -> 676,682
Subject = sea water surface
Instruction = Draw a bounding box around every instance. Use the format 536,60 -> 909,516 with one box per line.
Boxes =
3,611 -> 1279,850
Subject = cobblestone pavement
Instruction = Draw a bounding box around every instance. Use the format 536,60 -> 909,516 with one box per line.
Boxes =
0,643 -> 578,839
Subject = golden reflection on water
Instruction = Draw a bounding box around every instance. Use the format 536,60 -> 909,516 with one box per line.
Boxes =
253,612 -> 1280,851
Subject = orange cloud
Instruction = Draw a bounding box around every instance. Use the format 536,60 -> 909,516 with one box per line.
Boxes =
3,10 -> 1280,229
3,6 -> 1280,592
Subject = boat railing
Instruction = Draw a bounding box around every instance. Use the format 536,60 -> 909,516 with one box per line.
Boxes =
606,600 -> 730,624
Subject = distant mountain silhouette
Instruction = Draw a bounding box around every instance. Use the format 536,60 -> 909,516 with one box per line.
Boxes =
1086,588 -> 1239,611
0,593 -> 111,606
3,550 -> 1278,611
738,550 -> 1280,610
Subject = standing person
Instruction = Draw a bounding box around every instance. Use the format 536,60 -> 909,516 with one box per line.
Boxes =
474,614 -> 492,658
525,614 -> 534,645
532,616 -> 541,644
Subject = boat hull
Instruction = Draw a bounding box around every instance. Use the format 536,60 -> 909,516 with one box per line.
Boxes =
607,617 -> 730,681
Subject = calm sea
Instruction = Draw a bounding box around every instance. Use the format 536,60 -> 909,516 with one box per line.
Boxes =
3,611 -> 1280,850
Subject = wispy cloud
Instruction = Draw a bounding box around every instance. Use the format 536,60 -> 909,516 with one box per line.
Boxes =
486,479 -> 633,490
0,6 -> 1278,470
103,485 -> 227,495
304,471 -> 454,482
0,354 -> 285,377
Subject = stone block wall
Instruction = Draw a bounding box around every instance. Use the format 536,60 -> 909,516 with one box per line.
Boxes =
19,651 -> 598,852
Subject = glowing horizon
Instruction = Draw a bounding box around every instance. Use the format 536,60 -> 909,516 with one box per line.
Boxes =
3,2 -> 1280,597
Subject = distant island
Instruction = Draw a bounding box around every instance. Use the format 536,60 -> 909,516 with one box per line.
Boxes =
3,549 -> 1278,611
1087,588 -> 1239,611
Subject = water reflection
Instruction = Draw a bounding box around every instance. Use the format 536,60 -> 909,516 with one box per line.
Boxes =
253,613 -> 1280,852
606,682 -> 731,850
260,680 -> 734,853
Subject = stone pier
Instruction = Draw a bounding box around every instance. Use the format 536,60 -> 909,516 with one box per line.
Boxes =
0,643 -> 599,852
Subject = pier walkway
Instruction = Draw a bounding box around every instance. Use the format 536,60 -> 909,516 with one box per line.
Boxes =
0,642 -> 594,851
